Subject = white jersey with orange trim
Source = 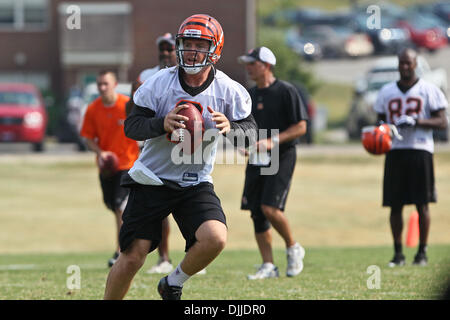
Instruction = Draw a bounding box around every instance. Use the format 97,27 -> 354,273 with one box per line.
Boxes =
373,78 -> 448,153
131,66 -> 251,187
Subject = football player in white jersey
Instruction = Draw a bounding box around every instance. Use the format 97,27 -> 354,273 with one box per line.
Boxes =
104,14 -> 256,300
373,48 -> 448,267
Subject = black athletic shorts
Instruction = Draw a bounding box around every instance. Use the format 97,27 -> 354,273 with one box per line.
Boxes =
383,149 -> 437,207
241,147 -> 296,231
119,182 -> 226,253
99,170 -> 129,212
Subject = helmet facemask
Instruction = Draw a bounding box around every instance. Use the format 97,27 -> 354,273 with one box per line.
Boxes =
176,37 -> 215,75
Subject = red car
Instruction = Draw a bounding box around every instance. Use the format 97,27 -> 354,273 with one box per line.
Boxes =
396,13 -> 448,51
0,83 -> 47,151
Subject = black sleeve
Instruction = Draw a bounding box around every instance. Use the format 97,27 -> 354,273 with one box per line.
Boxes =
124,104 -> 165,141
226,113 -> 258,147
285,83 -> 309,124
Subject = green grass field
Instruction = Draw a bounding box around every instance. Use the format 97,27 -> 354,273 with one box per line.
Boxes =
1,246 -> 449,300
1,149 -> 449,300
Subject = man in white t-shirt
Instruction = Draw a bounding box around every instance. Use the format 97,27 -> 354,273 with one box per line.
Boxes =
103,14 -> 256,300
373,48 -> 448,267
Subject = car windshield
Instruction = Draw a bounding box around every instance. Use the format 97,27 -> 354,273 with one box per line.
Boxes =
367,80 -> 391,91
0,91 -> 39,107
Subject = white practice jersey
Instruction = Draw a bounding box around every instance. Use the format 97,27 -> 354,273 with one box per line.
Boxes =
138,66 -> 160,83
374,79 -> 448,153
132,66 -> 251,187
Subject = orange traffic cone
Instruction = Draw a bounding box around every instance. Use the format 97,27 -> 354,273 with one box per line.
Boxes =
406,211 -> 420,247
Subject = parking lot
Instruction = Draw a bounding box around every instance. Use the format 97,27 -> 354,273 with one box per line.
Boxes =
313,46 -> 450,97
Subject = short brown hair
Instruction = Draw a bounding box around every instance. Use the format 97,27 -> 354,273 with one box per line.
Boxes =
98,69 -> 117,80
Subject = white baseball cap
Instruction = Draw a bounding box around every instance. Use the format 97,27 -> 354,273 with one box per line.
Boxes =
238,46 -> 276,66
156,33 -> 175,47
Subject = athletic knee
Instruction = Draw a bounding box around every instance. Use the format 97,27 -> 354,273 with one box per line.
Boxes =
390,205 -> 403,216
251,209 -> 271,233
120,242 -> 149,271
121,251 -> 146,270
261,204 -> 281,220
197,221 -> 227,251
416,204 -> 429,216
207,230 -> 227,251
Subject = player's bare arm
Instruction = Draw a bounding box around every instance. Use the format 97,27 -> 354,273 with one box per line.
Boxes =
83,137 -> 115,166
256,120 -> 307,151
83,137 -> 102,155
416,109 -> 448,130
277,120 -> 307,143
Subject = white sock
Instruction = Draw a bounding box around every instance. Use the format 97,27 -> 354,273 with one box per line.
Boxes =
261,262 -> 275,269
287,242 -> 300,251
167,264 -> 190,287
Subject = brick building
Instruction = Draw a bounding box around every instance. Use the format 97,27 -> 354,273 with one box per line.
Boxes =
0,0 -> 256,102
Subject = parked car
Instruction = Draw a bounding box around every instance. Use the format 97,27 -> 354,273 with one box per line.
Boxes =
0,83 -> 47,152
408,5 -> 450,43
347,55 -> 448,140
396,11 -> 448,51
350,11 -> 412,55
60,82 -> 132,150
286,28 -> 323,61
288,24 -> 373,59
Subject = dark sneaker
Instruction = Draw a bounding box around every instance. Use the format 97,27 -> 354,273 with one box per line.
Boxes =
158,276 -> 182,300
412,252 -> 428,266
108,252 -> 119,268
388,253 -> 406,267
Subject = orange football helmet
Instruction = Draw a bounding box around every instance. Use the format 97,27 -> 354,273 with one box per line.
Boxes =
176,14 -> 224,74
361,124 -> 401,155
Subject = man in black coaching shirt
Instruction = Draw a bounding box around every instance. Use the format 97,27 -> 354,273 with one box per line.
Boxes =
238,47 -> 308,280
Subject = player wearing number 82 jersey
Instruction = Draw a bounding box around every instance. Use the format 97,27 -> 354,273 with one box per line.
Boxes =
374,78 -> 447,154
373,48 -> 448,267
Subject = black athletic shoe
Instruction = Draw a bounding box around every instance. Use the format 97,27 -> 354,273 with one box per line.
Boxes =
158,276 -> 182,300
108,252 -> 119,268
388,253 -> 406,267
412,252 -> 428,266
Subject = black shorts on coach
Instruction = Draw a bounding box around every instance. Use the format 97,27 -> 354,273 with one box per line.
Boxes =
383,149 -> 437,207
119,182 -> 226,253
99,170 -> 129,212
241,147 -> 296,232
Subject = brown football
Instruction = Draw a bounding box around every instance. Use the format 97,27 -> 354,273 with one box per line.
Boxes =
99,152 -> 119,178
175,102 -> 205,154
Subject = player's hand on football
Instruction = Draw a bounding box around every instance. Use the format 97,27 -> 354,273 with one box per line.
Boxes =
395,114 -> 416,127
208,106 -> 230,134
164,104 -> 189,133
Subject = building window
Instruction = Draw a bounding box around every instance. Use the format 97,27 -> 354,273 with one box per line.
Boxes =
0,0 -> 49,31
